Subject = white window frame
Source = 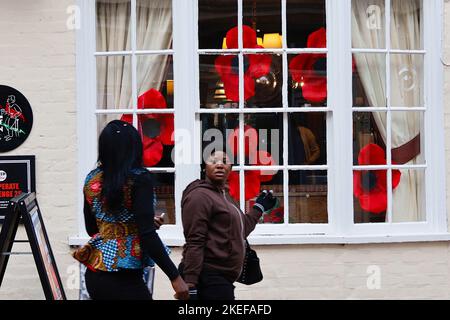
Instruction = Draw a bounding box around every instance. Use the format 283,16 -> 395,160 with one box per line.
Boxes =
70,0 -> 448,247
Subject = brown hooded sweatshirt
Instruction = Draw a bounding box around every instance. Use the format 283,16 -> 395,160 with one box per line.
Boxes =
180,178 -> 263,285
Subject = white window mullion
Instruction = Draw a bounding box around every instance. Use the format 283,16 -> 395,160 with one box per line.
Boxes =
135,50 -> 175,55
169,0 -> 199,239
196,107 -> 331,113
130,0 -> 138,128
76,0 -> 98,238
385,0 -> 393,224
424,0 -> 446,232
237,0 -> 246,211
281,0 -> 289,225
327,0 -> 353,236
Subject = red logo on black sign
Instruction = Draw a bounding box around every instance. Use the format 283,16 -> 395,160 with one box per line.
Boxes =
0,85 -> 33,152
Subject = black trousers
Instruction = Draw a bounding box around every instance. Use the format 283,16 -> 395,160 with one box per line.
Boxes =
197,269 -> 235,300
85,268 -> 152,300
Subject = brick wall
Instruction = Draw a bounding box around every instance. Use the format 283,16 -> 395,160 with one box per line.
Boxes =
153,243 -> 450,300
0,0 -> 449,300
0,0 -> 78,300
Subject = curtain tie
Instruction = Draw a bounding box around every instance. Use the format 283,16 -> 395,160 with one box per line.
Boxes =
391,134 -> 420,164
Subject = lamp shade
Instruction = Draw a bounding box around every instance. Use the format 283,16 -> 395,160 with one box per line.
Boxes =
257,37 -> 263,46
166,80 -> 174,96
263,33 -> 282,48
214,81 -> 228,101
222,37 -> 227,49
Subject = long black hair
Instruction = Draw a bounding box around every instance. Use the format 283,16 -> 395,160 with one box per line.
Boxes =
98,120 -> 143,211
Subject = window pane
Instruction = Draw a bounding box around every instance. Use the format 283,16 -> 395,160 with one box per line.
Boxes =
200,54 -> 282,108
287,0 -> 326,49
390,54 -> 424,107
352,53 -> 386,108
137,0 -> 172,50
391,112 -> 424,165
391,0 -> 423,50
392,169 -> 425,222
351,0 -> 385,49
153,173 -> 176,225
137,55 -> 173,109
244,54 -> 283,108
98,111 -> 174,168
353,112 -> 387,166
289,112 -> 327,166
97,113 -> 126,138
200,113 -> 282,167
353,169 -> 387,223
243,113 -> 283,166
198,0 -> 238,50
228,170 -> 284,224
200,113 -> 239,164
96,0 -> 131,52
289,170 -> 328,223
200,54 -> 239,109
96,56 -> 132,109
243,0 -> 281,49
354,169 -> 426,223
288,53 -> 327,107
139,112 -> 174,168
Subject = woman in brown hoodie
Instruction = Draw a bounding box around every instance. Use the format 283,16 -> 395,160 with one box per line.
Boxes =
179,151 -> 277,300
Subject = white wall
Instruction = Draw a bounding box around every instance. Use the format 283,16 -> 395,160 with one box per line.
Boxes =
153,243 -> 450,300
0,0 -> 78,300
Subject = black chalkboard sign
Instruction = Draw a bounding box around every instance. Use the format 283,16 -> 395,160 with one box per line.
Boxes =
0,193 -> 66,300
0,155 -> 36,222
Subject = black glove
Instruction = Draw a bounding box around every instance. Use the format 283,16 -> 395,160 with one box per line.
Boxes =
253,190 -> 277,213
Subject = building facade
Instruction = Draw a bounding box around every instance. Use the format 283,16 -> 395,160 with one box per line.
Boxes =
0,0 -> 450,300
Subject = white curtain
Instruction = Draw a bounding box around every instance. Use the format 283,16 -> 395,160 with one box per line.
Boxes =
352,0 -> 425,222
96,0 -> 173,109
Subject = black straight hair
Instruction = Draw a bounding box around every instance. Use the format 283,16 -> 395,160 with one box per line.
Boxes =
98,120 -> 143,212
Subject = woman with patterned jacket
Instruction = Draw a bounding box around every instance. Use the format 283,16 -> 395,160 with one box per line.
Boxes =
73,120 -> 189,300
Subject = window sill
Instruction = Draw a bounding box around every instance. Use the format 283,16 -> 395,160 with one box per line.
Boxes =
69,233 -> 450,247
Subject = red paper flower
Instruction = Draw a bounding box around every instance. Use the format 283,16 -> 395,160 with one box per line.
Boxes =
121,89 -> 174,167
290,27 -> 356,104
249,199 -> 284,223
227,125 -> 277,201
263,206 -> 284,224
289,27 -> 327,103
215,25 -> 272,102
353,143 -> 401,214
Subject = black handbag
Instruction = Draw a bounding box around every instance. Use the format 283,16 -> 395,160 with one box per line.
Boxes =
236,240 -> 263,285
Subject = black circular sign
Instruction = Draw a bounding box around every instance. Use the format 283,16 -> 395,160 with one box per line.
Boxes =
0,85 -> 33,152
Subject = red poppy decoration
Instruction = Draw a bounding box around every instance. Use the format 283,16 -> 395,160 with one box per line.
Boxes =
121,89 -> 174,167
289,27 -> 327,103
290,27 -> 356,104
215,25 -> 272,102
263,206 -> 284,224
353,143 -> 401,214
227,125 -> 277,201
249,199 -> 284,223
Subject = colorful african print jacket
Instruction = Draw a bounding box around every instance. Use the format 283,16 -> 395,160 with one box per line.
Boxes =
73,167 -> 160,272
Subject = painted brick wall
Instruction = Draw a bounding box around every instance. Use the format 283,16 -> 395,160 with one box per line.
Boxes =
152,243 -> 450,300
0,0 -> 449,300
0,0 -> 78,300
